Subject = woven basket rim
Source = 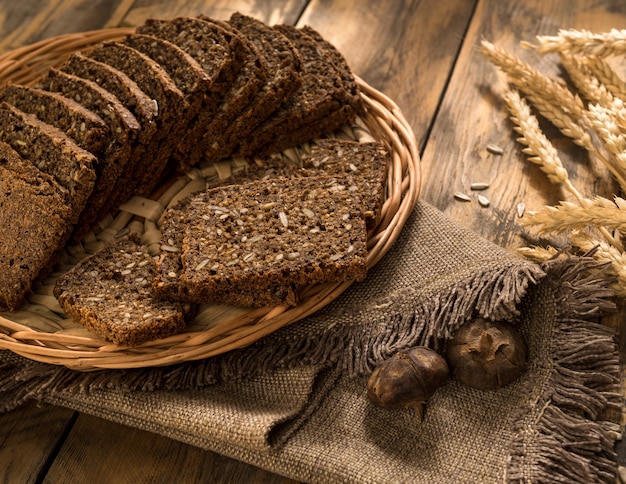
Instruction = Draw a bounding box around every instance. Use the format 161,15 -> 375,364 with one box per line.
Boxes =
0,27 -> 421,370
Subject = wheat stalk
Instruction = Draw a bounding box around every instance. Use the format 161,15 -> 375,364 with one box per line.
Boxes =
483,33 -> 626,286
523,28 -> 626,57
480,40 -> 595,151
524,196 -> 626,233
502,88 -> 583,196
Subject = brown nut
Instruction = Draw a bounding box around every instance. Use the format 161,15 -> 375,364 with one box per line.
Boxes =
367,346 -> 449,421
446,318 -> 527,390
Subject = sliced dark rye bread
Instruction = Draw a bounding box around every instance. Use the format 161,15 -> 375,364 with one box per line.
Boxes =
0,142 -> 72,310
136,17 -> 242,170
85,41 -> 188,195
196,15 -> 269,163
121,32 -> 219,173
0,102 -> 97,224
234,23 -> 353,157
0,84 -> 109,158
37,68 -> 140,226
122,33 -> 212,117
300,25 -> 362,111
60,52 -> 158,207
220,12 -> 303,157
153,175 -> 368,308
53,237 -> 188,347
221,138 -> 389,231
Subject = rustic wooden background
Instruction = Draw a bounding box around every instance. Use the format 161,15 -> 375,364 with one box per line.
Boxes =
0,0 -> 625,482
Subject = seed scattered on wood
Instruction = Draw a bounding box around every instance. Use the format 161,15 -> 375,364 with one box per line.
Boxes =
279,211 -> 289,228
454,192 -> 471,202
194,259 -> 210,271
470,182 -> 490,191
486,144 -> 504,155
517,202 -> 526,218
478,195 -> 490,207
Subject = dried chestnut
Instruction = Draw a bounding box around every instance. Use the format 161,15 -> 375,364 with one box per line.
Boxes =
446,318 -> 527,390
367,346 -> 449,421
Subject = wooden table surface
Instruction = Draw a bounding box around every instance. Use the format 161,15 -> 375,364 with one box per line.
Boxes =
1,0 -> 625,482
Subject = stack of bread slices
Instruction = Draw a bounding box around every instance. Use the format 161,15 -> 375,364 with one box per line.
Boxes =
0,13 -> 391,347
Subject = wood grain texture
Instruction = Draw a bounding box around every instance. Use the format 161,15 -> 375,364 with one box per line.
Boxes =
122,0 -> 308,26
0,0 -> 130,53
43,413 -> 297,483
0,402 -> 76,483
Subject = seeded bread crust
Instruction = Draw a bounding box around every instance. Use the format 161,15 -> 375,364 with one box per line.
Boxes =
136,17 -> 239,169
234,24 -> 349,157
86,41 -> 187,195
0,142 -> 72,310
223,12 -> 303,158
0,84 -> 109,157
60,52 -> 159,207
53,237 -> 188,347
38,67 -> 140,224
154,175 -> 368,307
0,102 -> 97,224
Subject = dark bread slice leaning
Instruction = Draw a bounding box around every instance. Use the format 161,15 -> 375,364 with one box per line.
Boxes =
0,102 -> 97,224
0,142 -> 73,310
60,52 -> 159,207
37,67 -> 141,228
136,16 -> 241,170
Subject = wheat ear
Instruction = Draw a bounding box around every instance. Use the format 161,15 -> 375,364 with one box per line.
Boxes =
503,89 -> 623,250
524,196 -> 626,233
583,55 -> 626,102
481,40 -> 594,152
523,28 -> 626,57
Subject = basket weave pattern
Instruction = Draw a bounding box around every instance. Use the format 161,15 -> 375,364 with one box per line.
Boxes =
0,28 -> 421,370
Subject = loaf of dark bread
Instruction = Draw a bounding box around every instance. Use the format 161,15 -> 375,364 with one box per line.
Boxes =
0,142 -> 73,310
153,175 -> 368,307
53,237 -> 189,346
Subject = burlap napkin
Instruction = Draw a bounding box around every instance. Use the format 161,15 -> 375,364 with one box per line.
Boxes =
0,201 -> 622,483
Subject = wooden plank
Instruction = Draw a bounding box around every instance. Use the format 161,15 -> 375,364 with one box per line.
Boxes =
44,413 -> 297,484
0,402 -> 76,484
0,0 -> 132,53
418,0 -> 626,250
297,0 -> 478,150
122,0 -> 308,26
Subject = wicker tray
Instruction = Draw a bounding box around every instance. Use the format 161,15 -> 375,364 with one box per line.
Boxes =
0,28 -> 421,370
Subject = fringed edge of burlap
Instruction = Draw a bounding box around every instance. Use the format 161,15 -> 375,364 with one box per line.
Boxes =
506,256 -> 623,483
